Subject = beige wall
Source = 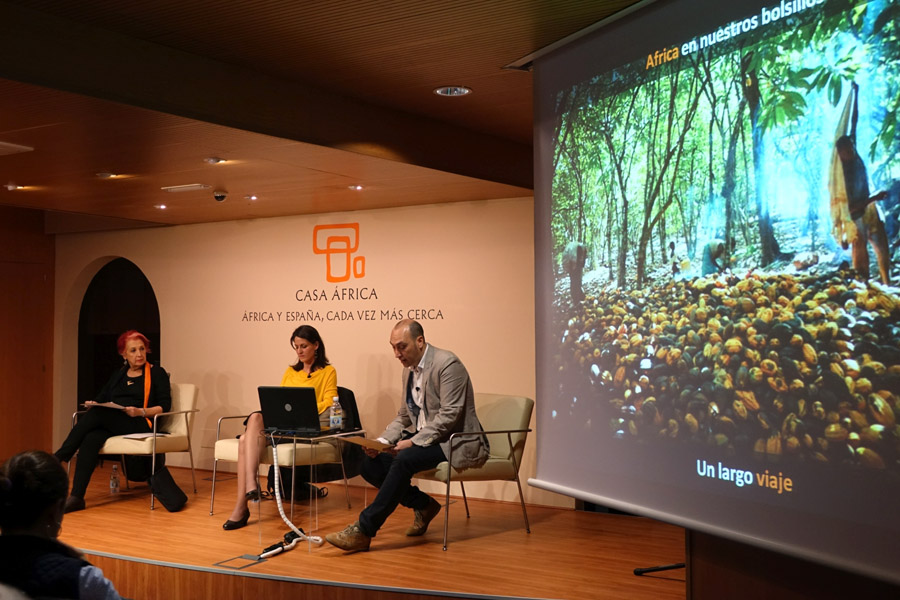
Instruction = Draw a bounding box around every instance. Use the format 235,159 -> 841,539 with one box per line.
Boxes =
53,197 -> 571,508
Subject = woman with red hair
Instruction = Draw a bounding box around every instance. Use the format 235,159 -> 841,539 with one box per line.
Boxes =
54,330 -> 171,513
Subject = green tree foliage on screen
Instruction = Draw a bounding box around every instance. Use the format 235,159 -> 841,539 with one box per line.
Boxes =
551,0 -> 900,293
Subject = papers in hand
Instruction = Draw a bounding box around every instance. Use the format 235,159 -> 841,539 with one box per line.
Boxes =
341,437 -> 394,452
84,401 -> 126,410
121,432 -> 170,439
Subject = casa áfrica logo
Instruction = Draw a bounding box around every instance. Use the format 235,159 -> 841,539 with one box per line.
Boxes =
313,223 -> 366,282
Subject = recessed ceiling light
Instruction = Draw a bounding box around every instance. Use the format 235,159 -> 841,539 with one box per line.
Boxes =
161,183 -> 211,193
155,204 -> 167,210
348,185 -> 364,191
4,183 -> 25,191
244,194 -> 258,201
433,86 -> 472,97
204,157 -> 227,164
96,172 -> 118,179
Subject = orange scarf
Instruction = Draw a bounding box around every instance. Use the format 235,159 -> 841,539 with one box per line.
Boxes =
143,363 -> 152,427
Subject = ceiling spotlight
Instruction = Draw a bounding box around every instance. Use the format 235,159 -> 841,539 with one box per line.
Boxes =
348,185 -> 364,191
96,172 -> 118,179
244,194 -> 258,201
4,183 -> 24,191
154,204 -> 167,210
433,86 -> 472,97
204,157 -> 227,164
161,183 -> 211,193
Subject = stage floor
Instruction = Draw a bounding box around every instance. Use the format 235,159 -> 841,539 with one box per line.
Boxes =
59,464 -> 685,600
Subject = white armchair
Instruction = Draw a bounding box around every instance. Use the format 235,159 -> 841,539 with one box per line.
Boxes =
415,393 -> 534,550
96,382 -> 199,510
209,386 -> 361,516
0,582 -> 31,600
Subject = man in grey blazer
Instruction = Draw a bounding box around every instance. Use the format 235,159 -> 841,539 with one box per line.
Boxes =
326,319 -> 489,553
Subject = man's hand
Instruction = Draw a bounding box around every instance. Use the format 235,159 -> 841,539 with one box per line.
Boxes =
393,439 -> 414,452
378,439 -> 414,456
363,447 -> 381,458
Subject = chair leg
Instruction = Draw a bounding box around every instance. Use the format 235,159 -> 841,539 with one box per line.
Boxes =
209,458 -> 219,515
341,477 -> 352,510
186,435 -> 197,493
150,449 -> 157,511
289,450 -> 296,522
442,474 -> 452,551
460,481 -> 470,517
291,465 -> 300,522
508,437 -> 531,534
513,472 -> 531,533
338,440 -> 351,509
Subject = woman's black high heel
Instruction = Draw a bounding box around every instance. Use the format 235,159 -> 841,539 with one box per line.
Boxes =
245,487 -> 261,502
222,509 -> 250,531
309,484 -> 328,499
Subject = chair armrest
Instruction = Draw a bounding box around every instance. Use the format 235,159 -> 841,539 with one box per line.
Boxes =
155,409 -> 199,417
445,428 -> 533,470
72,409 -> 88,427
137,409 -> 200,456
215,414 -> 252,441
150,408 -> 199,434
447,427 -> 532,442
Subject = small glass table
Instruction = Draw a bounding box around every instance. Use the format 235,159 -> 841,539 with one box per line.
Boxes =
262,428 -> 366,547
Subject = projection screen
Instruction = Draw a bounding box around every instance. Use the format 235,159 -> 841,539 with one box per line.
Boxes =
532,0 -> 900,584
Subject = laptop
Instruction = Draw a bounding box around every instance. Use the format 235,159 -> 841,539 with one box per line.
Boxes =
258,386 -> 335,437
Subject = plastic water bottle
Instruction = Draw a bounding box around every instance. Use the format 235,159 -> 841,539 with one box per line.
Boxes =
110,464 -> 120,494
329,396 -> 343,429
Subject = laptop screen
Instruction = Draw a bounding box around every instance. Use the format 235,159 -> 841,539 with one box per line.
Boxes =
257,386 -> 321,434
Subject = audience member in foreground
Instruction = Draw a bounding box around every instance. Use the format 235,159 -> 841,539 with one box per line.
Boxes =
0,450 -> 124,599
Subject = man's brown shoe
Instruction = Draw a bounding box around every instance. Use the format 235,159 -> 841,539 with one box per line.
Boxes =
406,497 -> 441,536
325,522 -> 371,553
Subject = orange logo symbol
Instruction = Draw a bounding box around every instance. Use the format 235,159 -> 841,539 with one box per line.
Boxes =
313,223 -> 366,282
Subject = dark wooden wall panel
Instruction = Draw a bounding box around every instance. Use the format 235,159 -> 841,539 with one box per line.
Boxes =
0,205 -> 54,459
87,553 -> 480,600
687,530 -> 900,600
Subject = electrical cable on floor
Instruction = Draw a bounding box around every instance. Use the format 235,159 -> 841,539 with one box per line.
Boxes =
255,434 -> 323,559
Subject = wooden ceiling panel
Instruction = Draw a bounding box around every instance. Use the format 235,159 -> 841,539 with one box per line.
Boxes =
0,0 -> 644,231
6,0 -> 641,142
0,76 -> 530,227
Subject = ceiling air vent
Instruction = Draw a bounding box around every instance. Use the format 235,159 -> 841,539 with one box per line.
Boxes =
0,141 -> 34,156
161,184 -> 211,193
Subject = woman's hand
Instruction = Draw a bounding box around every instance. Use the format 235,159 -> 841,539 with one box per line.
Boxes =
124,406 -> 147,418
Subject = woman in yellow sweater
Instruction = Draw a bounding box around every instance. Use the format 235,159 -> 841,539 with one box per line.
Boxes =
223,325 -> 338,530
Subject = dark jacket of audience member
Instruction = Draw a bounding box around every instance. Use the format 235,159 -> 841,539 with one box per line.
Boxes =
0,450 -> 123,599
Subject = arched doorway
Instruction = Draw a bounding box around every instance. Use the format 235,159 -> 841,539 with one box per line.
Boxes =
77,258 -> 161,403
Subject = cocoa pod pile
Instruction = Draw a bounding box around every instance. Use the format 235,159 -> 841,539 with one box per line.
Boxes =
559,271 -> 900,471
